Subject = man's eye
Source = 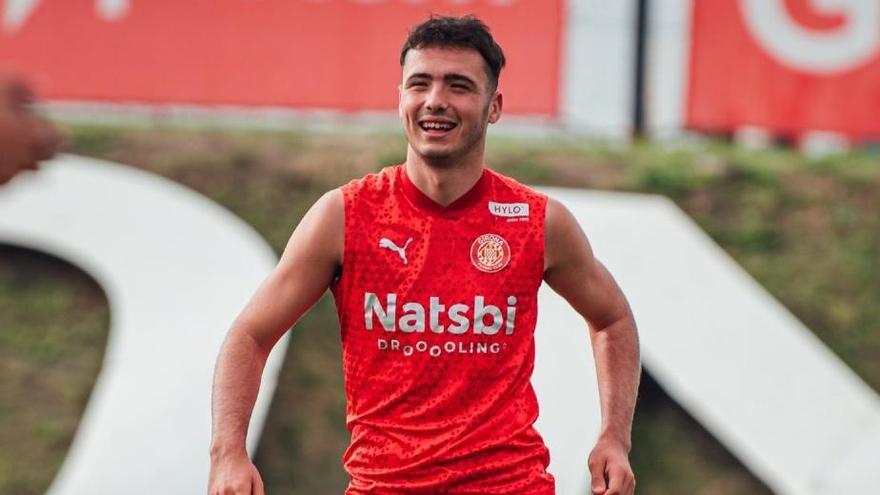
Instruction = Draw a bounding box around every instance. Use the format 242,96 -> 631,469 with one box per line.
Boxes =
452,84 -> 469,90
409,81 -> 428,88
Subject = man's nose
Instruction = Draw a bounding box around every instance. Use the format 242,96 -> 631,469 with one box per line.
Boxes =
424,84 -> 448,113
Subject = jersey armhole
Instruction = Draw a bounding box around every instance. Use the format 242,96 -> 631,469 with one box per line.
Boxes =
331,185 -> 353,307
536,192 -> 549,284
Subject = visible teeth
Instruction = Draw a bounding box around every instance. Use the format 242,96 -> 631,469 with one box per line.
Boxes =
422,122 -> 454,130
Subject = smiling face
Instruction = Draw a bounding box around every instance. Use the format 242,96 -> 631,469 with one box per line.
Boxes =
399,47 -> 502,167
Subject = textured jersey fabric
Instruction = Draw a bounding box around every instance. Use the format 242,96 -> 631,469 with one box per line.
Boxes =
332,164 -> 554,494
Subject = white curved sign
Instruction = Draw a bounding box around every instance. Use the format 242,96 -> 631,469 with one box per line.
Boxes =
741,0 -> 880,73
0,155 -> 284,494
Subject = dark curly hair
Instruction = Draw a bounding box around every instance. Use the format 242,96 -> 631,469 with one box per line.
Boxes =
400,15 -> 506,92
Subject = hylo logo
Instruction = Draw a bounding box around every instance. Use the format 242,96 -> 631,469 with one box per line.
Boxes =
489,201 -> 529,218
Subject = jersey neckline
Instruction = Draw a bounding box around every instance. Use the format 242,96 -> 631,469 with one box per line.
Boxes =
398,164 -> 489,217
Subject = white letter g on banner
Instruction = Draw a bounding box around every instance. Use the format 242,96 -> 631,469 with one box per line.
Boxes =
740,0 -> 880,73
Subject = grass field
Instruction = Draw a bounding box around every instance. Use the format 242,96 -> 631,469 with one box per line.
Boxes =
2,123 -> 878,494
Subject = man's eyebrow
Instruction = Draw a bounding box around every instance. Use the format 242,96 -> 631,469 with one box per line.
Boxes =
445,74 -> 477,86
405,73 -> 432,82
404,73 -> 478,87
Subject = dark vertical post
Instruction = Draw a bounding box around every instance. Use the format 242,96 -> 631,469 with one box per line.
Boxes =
633,0 -> 650,139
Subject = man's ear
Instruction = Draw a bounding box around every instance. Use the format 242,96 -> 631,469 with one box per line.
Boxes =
488,91 -> 503,124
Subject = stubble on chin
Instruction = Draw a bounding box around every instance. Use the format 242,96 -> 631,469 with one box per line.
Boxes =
411,144 -> 458,168
415,126 -> 488,167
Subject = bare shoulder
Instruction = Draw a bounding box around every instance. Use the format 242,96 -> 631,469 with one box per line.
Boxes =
544,197 -> 595,275
309,188 -> 344,225
278,187 -> 344,270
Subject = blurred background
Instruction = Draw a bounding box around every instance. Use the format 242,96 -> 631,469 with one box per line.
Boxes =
1,0 -> 879,494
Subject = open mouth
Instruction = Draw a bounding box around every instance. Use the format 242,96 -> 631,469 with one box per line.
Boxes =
419,120 -> 458,134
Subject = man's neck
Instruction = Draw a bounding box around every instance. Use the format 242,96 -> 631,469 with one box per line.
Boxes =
404,148 -> 485,207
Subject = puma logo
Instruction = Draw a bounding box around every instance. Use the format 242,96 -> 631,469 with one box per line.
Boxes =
379,237 -> 413,265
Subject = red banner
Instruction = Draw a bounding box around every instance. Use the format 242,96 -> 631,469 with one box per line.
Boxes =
687,0 -> 880,139
0,0 -> 561,116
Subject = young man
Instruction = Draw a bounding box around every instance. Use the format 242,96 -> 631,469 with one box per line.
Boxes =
0,69 -> 60,185
209,16 -> 639,495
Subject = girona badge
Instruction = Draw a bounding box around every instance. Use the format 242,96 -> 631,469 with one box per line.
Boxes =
470,233 -> 511,273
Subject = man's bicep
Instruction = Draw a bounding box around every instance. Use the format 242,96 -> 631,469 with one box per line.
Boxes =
543,199 -> 630,330
235,189 -> 344,351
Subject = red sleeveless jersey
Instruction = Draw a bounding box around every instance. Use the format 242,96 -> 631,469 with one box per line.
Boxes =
332,164 -> 554,494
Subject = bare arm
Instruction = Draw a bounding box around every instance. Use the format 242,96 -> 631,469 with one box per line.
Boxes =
208,189 -> 343,494
543,198 -> 640,495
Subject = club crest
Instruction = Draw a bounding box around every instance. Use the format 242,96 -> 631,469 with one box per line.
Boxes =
470,233 -> 511,273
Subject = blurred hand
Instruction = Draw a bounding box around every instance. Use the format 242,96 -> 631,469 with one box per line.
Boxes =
208,451 -> 265,495
0,69 -> 62,185
588,435 -> 636,495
